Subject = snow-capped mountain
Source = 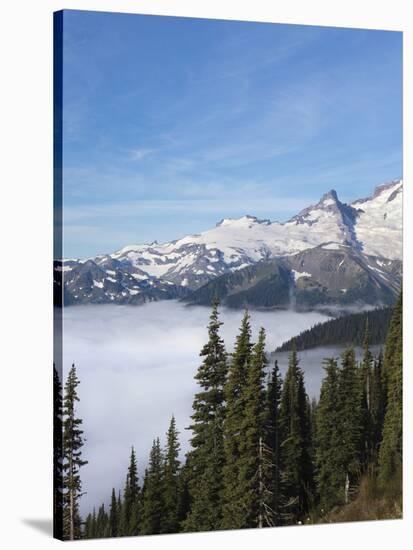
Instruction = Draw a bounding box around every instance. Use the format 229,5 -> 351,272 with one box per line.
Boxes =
56,179 -> 402,307
186,243 -> 402,310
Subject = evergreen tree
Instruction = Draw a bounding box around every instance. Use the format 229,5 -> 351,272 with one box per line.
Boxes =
83,513 -> 93,539
359,319 -> 374,471
263,360 -> 283,525
278,349 -> 313,524
222,310 -> 253,529
109,488 -> 119,537
378,292 -> 402,487
237,327 -> 269,528
184,301 -> 227,532
162,415 -> 181,533
315,358 -> 344,509
91,507 -> 97,539
62,364 -> 88,540
120,446 -> 140,536
337,348 -> 362,503
53,365 -> 64,539
140,438 -> 165,535
96,503 -> 109,538
370,351 -> 385,464
176,461 -> 191,527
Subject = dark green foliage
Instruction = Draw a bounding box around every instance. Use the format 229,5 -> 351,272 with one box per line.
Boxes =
237,328 -> 270,528
187,261 -> 291,308
96,503 -> 109,538
176,461 -> 191,527
263,361 -> 283,525
378,292 -> 402,487
109,488 -> 119,538
277,307 -> 392,351
359,320 -> 374,471
120,446 -> 141,536
62,364 -> 88,540
221,310 -> 253,529
83,508 -> 97,539
315,358 -> 344,509
75,296 -> 402,536
53,365 -> 64,539
83,513 -> 93,539
183,302 -> 227,532
370,351 -> 385,464
278,349 -> 314,523
162,416 -> 181,533
140,438 -> 165,535
337,348 -> 362,501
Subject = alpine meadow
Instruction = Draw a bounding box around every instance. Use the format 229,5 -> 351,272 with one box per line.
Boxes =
54,10 -> 403,540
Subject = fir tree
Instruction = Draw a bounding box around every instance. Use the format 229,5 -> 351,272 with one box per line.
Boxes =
263,360 -> 283,525
140,438 -> 165,535
96,503 -> 109,538
62,364 -> 88,540
176,461 -> 191,527
378,292 -> 402,488
359,319 -> 374,471
370,351 -> 385,464
120,446 -> 140,536
337,348 -> 362,503
109,488 -> 119,537
162,415 -> 181,533
83,513 -> 93,539
238,327 -> 269,528
183,301 -> 227,532
315,358 -> 344,509
278,349 -> 313,524
53,365 -> 64,539
222,310 -> 253,529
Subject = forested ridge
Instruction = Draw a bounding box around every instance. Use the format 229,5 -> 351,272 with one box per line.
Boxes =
276,306 -> 392,352
54,293 -> 402,540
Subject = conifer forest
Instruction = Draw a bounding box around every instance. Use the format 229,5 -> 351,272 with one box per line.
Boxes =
54,292 -> 402,540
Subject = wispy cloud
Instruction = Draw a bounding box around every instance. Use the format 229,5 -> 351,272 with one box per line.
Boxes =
128,148 -> 157,161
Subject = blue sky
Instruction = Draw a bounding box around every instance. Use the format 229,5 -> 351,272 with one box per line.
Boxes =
61,10 -> 402,258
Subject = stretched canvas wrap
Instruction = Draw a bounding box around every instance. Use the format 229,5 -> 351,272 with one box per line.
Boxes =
53,9 -> 403,541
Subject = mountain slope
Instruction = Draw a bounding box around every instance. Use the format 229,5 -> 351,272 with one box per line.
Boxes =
186,244 -> 402,310
58,179 -> 402,308
275,307 -> 393,351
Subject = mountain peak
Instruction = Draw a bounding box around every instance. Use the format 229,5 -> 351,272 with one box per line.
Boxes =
216,215 -> 270,227
320,189 -> 339,204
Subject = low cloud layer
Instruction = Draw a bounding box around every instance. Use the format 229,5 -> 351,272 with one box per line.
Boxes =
62,301 -> 329,514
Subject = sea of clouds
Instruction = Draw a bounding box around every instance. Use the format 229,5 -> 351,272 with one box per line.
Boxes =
62,301 -> 332,514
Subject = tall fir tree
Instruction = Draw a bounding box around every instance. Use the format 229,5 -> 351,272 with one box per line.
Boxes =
238,327 -> 270,528
183,301 -> 227,532
109,488 -> 119,537
263,360 -> 283,525
278,348 -> 313,524
359,319 -> 374,471
62,364 -> 88,540
140,438 -> 165,535
120,446 -> 140,536
83,513 -> 93,539
378,292 -> 402,488
53,365 -> 64,539
315,358 -> 344,510
176,461 -> 191,527
221,310 -> 253,529
96,503 -> 109,538
162,415 -> 181,533
337,348 -> 362,503
370,351 -> 385,464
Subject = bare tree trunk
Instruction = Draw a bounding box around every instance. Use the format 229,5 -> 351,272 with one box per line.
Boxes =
344,473 -> 350,504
